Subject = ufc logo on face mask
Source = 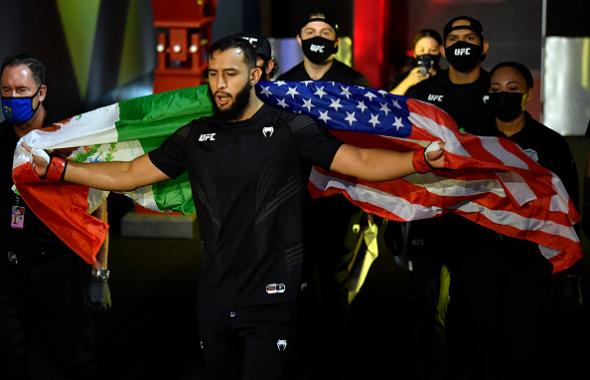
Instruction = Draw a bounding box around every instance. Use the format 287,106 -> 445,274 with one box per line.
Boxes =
310,44 -> 324,53
198,133 -> 216,142
454,47 -> 471,56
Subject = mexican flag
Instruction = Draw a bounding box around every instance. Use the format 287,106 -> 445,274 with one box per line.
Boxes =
12,85 -> 213,264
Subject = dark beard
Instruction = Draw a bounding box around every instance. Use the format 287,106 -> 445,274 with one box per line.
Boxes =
210,82 -> 252,121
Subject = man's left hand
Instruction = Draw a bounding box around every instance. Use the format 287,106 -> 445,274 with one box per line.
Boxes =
425,141 -> 446,169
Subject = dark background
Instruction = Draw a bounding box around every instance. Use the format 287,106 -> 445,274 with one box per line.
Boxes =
1,0 -> 588,378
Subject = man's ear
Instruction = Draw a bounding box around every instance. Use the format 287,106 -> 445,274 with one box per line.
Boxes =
296,34 -> 302,47
38,84 -> 47,103
250,66 -> 263,85
440,44 -> 446,58
482,40 -> 490,56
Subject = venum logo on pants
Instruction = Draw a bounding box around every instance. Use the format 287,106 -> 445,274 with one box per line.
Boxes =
277,339 -> 287,351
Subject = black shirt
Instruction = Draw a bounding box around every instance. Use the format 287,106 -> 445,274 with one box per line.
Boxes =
405,69 -> 497,252
278,59 -> 370,87
2,117 -> 71,255
406,68 -> 494,135
488,112 -> 579,208
148,104 -> 343,306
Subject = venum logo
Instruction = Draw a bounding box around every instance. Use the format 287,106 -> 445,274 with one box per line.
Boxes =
262,125 -> 274,138
266,283 -> 286,294
310,44 -> 324,53
427,94 -> 444,102
198,133 -> 216,142
277,339 -> 287,351
454,47 -> 471,56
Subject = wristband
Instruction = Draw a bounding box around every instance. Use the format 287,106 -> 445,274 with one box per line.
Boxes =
45,156 -> 68,182
412,148 -> 432,174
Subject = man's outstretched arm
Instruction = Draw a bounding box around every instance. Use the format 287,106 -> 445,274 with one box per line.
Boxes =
31,152 -> 170,191
330,142 -> 445,181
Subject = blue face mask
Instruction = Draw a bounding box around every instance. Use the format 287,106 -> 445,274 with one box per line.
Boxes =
1,86 -> 41,124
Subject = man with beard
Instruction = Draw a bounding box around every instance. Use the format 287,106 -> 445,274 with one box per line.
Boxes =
25,36 -> 446,380
278,10 -> 369,86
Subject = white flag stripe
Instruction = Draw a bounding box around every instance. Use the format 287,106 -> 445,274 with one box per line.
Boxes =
18,103 -> 120,154
409,112 -> 470,157
406,173 -> 506,198
549,174 -> 573,214
538,245 -> 561,260
495,171 -> 537,206
480,136 -> 529,170
309,168 -> 442,220
108,140 -> 158,212
456,202 -> 580,243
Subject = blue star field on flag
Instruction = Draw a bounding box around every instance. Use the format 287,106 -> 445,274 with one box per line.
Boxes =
256,81 -> 412,138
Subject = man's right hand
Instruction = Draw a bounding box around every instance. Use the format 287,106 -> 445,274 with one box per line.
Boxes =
22,142 -> 50,177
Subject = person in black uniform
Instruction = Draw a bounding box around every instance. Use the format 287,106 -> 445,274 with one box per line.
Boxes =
26,36 -> 446,380
407,16 -> 492,134
0,54 -> 110,379
278,10 -> 370,87
468,61 -> 580,380
278,10 -> 371,378
403,15 -> 495,379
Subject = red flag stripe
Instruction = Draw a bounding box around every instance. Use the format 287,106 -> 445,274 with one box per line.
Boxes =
12,163 -> 107,264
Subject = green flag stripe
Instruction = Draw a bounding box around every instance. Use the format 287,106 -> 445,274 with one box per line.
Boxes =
116,85 -> 214,150
116,85 -> 214,214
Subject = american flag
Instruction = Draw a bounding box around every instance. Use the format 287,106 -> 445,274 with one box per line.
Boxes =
256,80 -> 582,272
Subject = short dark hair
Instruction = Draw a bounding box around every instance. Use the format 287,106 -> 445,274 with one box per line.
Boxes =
208,36 -> 258,69
443,15 -> 484,43
412,29 -> 443,50
490,61 -> 534,89
1,54 -> 46,86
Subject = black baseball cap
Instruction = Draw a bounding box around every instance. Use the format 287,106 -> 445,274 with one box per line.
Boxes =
234,32 -> 272,61
299,11 -> 339,35
443,15 -> 484,43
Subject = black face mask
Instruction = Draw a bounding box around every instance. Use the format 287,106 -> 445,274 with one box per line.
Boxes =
415,54 -> 440,72
444,41 -> 483,73
301,36 -> 337,64
488,92 -> 524,122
